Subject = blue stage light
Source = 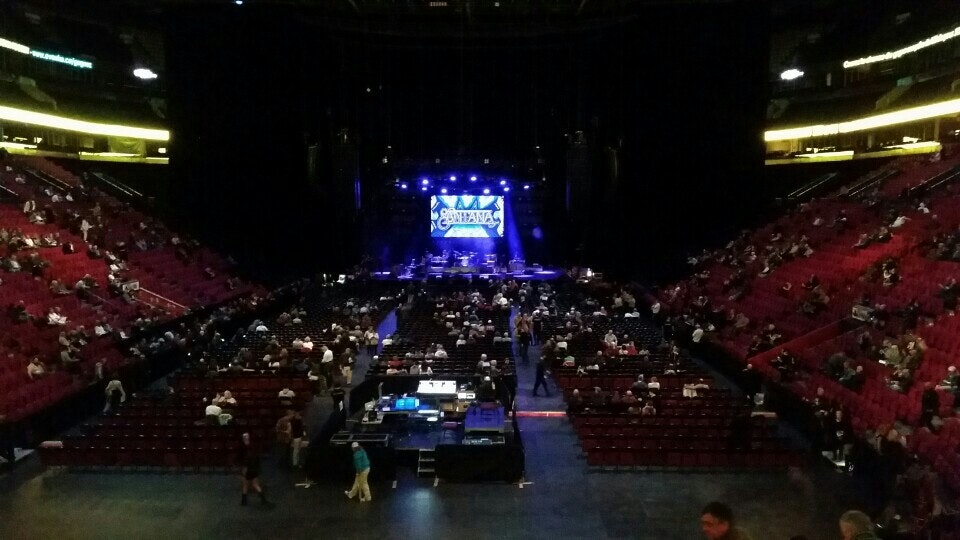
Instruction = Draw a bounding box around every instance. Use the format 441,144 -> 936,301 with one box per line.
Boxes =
441,188 -> 448,194
523,184 -> 530,190
503,186 -> 511,192
483,188 -> 490,194
421,186 -> 428,191
421,179 -> 429,185
400,183 -> 408,189
499,180 -> 506,185
469,176 -> 477,182
449,176 -> 457,181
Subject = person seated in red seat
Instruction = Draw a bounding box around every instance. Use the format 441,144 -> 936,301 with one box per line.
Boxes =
8,300 -> 31,323
770,348 -> 797,381
853,233 -> 872,249
47,307 -> 68,326
622,341 -> 638,356
779,281 -> 793,297
801,274 -> 820,291
567,389 -> 584,414
213,391 -> 238,411
2,255 -> 21,272
839,364 -> 865,392
27,357 -> 46,379
641,401 -> 657,416
44,278 -> 66,297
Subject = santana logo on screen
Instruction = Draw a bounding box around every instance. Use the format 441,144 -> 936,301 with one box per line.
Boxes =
430,195 -> 504,238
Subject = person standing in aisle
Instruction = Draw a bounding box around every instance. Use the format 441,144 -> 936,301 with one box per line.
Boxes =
533,356 -> 551,397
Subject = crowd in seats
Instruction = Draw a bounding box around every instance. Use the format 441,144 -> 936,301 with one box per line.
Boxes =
0,155 -> 274,423
5,156 -> 259,310
526,281 -> 796,468
656,153 -> 960,508
38,278 -> 397,468
371,281 -> 520,377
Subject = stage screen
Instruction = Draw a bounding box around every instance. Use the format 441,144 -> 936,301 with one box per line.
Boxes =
430,195 -> 504,238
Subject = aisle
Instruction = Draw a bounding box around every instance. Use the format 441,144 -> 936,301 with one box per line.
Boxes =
510,307 -> 566,413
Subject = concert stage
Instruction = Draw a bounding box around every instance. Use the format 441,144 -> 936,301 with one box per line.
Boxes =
372,268 -> 563,281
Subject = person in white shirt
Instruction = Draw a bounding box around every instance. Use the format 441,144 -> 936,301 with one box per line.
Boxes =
47,308 -> 68,326
434,345 -> 448,359
381,335 -> 394,347
292,338 -> 304,350
204,403 -> 223,424
691,325 -> 704,344
301,337 -> 314,351
80,219 -> 92,241
255,322 -> 269,332
604,330 -> 618,348
365,330 -> 379,356
891,215 -> 910,228
321,346 -> 334,363
648,377 -> 661,390
456,334 -> 468,347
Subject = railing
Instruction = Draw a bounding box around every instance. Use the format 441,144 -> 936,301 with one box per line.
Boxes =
908,165 -> 960,196
91,171 -> 143,199
846,167 -> 899,198
136,287 -> 189,317
787,172 -> 838,200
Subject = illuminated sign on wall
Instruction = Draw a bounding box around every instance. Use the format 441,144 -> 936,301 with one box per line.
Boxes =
0,36 -> 93,69
843,25 -> 960,69
30,50 -> 92,69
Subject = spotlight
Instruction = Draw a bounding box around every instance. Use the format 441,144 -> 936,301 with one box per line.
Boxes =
780,68 -> 804,81
234,0 -> 243,4
421,186 -> 428,191
133,68 -> 158,80
503,187 -> 511,192
499,180 -> 506,185
523,184 -> 530,190
449,175 -> 457,181
441,188 -> 448,194
483,188 -> 490,195
421,179 -> 429,185
469,176 -> 477,181
400,183 -> 408,189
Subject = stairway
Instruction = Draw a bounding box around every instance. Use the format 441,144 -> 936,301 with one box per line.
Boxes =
417,448 -> 436,478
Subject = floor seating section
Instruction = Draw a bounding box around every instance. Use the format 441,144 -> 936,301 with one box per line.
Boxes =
38,374 -> 313,469
372,286 -> 515,376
